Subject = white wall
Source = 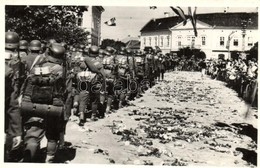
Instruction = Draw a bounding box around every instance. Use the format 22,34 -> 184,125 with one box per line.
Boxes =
140,30 -> 171,54
170,28 -> 258,59
81,6 -> 103,46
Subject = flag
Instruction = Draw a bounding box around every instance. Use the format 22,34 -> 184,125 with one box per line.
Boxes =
170,6 -> 187,25
226,31 -> 236,49
104,17 -> 116,26
188,7 -> 197,37
150,6 -> 157,10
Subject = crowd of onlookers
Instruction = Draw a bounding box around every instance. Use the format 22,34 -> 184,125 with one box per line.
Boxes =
206,57 -> 258,107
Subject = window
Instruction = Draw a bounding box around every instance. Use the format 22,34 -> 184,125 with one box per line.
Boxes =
155,37 -> 157,46
177,36 -> 182,46
143,37 -> 146,46
202,36 -> 206,45
191,37 -> 195,47
233,38 -> 238,46
187,36 -> 191,42
248,37 -> 253,46
220,37 -> 225,46
160,36 -> 163,47
167,36 -> 170,46
149,37 -> 152,46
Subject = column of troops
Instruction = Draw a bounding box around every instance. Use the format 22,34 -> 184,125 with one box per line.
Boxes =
5,31 -> 177,163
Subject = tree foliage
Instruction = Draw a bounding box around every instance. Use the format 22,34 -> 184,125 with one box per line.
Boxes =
248,42 -> 258,61
100,39 -> 126,51
177,47 -> 206,60
5,5 -> 89,45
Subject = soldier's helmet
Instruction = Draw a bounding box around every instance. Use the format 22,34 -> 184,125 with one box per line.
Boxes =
106,46 -> 114,54
99,49 -> 105,55
49,43 -> 66,59
72,48 -> 76,52
41,43 -> 46,51
119,51 -> 125,55
120,46 -> 126,52
5,31 -> 19,49
136,50 -> 143,56
83,47 -> 89,55
89,45 -> 99,57
29,40 -> 42,51
47,39 -> 57,48
79,44 -> 85,50
78,49 -> 83,53
19,40 -> 29,50
104,50 -> 111,56
126,48 -> 132,55
60,42 -> 67,50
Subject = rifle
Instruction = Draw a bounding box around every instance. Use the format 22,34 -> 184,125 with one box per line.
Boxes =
60,51 -> 71,148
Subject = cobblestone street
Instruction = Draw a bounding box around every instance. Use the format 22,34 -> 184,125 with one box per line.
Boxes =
62,71 -> 257,166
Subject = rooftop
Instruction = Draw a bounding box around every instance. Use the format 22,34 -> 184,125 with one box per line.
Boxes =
140,12 -> 258,32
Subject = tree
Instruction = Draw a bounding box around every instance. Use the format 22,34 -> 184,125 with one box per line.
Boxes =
100,39 -> 126,51
5,5 -> 89,45
248,42 -> 258,61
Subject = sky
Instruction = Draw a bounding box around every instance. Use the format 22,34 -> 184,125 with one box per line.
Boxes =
101,6 -> 258,41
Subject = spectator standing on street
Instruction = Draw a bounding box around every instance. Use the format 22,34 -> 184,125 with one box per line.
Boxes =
199,59 -> 207,78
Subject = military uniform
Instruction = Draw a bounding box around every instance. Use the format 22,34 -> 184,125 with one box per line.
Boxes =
145,50 -> 155,87
134,51 -> 146,97
158,55 -> 166,81
20,43 -> 71,163
102,47 -> 118,113
114,51 -> 131,108
4,32 -> 26,162
72,46 -> 105,124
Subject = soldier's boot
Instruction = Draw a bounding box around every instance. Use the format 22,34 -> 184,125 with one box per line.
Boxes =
106,96 -> 113,113
91,102 -> 98,121
45,140 -> 57,163
161,73 -> 164,81
98,102 -> 105,118
79,112 -> 85,126
59,132 -> 65,149
136,88 -> 142,98
100,93 -> 106,105
119,93 -> 126,108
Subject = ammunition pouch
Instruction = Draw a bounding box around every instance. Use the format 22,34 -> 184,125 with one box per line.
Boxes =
31,76 -> 56,85
20,101 -> 63,119
31,85 -> 53,104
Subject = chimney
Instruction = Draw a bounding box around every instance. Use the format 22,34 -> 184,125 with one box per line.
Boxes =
164,12 -> 170,17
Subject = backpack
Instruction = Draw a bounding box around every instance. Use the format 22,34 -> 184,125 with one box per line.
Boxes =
118,57 -> 128,77
21,56 -> 65,118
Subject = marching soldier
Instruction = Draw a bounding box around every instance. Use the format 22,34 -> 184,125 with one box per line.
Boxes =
102,46 -> 118,113
19,43 -> 72,163
158,54 -> 166,81
125,49 -> 137,100
134,50 -> 146,97
19,40 -> 29,59
5,31 -> 23,162
145,49 -> 155,87
72,46 -> 105,125
154,52 -> 160,82
24,40 -> 42,73
115,49 -> 131,108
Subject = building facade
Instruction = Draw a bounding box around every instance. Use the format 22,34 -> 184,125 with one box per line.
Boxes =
140,12 -> 258,59
80,6 -> 104,47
